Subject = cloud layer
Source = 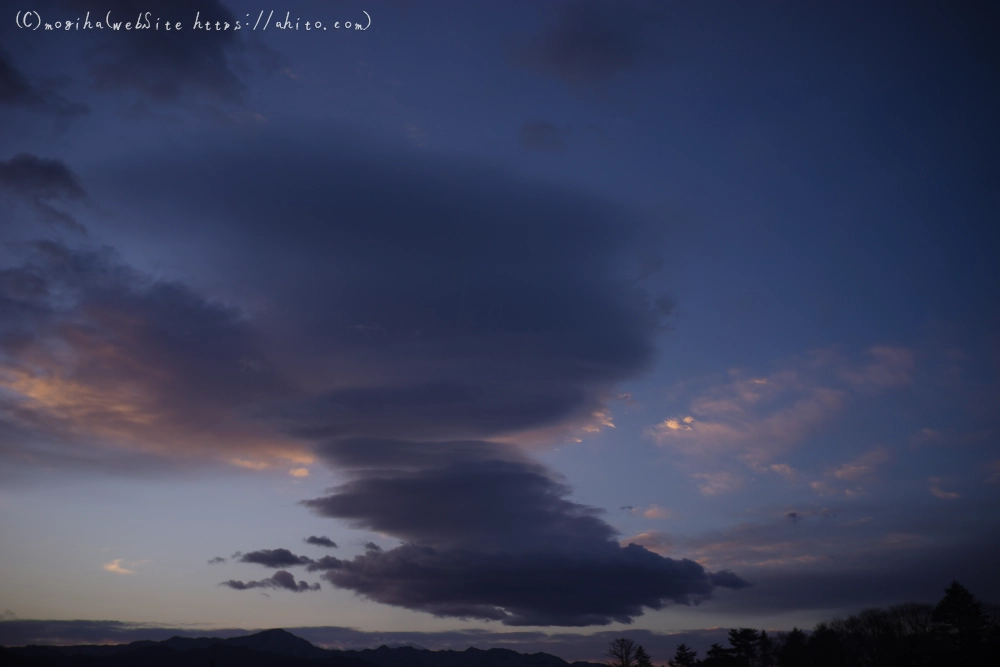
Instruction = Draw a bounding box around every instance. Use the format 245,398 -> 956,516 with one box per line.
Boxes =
301,452 -> 748,626
220,570 -> 320,593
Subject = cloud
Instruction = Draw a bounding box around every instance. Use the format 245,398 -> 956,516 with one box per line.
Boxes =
305,556 -> 343,573
808,448 -> 891,497
648,347 -> 919,478
102,559 -> 135,575
0,240 -> 308,470
519,121 -> 570,154
986,460 -> 1000,484
650,370 -> 845,467
207,557 -> 226,565
838,346 -> 915,391
642,505 -> 670,519
312,542 -> 746,626
289,467 -> 310,478
621,530 -> 671,555
220,570 -> 320,593
304,536 -> 338,549
830,448 -> 890,481
0,49 -> 89,118
403,121 -> 426,148
92,128 -> 668,452
7,127 -> 679,625
363,542 -> 382,552
928,477 -> 960,500
769,464 -> 798,480
238,549 -> 314,568
102,558 -> 148,575
301,458 -> 748,626
692,471 -> 741,496
514,0 -> 664,92
0,154 -> 88,230
72,0 -> 269,106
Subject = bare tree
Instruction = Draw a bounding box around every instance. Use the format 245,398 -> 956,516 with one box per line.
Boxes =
607,638 -> 638,667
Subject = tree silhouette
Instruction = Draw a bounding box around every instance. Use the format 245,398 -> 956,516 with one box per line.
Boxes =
634,645 -> 653,667
934,581 -> 988,636
702,642 -> 737,666
668,643 -> 698,667
932,581 -> 990,665
758,630 -> 774,667
652,582 -> 997,667
727,628 -> 759,666
606,638 -> 638,667
775,628 -> 808,667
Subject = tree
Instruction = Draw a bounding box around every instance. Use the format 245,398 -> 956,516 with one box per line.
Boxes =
606,638 -> 638,667
932,581 -> 990,665
806,623 -> 846,667
758,630 -> 774,667
933,581 -> 988,638
668,643 -> 698,667
635,645 -> 653,667
776,627 -> 808,667
727,628 -> 759,666
702,642 -> 737,666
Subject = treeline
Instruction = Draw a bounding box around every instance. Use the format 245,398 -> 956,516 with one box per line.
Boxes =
667,582 -> 999,667
607,581 -> 999,667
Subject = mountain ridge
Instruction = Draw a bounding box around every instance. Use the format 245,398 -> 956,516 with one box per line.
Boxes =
0,628 -> 604,667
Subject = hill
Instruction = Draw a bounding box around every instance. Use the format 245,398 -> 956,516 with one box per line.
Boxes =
0,629 -> 603,667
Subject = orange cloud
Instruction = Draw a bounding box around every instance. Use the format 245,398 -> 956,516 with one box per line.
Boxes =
643,505 -> 671,519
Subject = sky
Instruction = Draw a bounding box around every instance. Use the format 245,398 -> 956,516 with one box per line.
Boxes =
0,0 -> 998,660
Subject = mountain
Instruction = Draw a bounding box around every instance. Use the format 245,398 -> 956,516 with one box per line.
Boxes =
336,645 -> 599,667
0,629 -> 603,667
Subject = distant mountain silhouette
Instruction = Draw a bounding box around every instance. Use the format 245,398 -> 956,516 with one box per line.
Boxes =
0,629 -> 602,667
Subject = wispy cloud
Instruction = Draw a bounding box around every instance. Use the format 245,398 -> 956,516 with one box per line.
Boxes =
692,471 -> 741,496
102,559 -> 149,575
928,477 -> 960,500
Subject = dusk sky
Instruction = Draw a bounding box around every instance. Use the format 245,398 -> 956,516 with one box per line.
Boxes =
1,0 -> 998,660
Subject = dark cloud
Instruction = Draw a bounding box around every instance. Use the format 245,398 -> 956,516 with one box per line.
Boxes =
9,129 -> 685,625
68,0 -> 268,105
302,458 -> 748,626
305,556 -> 343,573
305,536 -> 338,549
316,438 -> 524,473
709,570 -> 752,589
100,129 -> 668,446
0,154 -> 87,230
220,570 -> 320,593
207,557 -> 226,565
312,542 -> 745,627
0,50 -> 89,118
515,1 -> 665,90
363,542 -> 383,552
264,383 -> 605,442
519,121 -> 570,154
303,460 -> 613,552
238,549 -> 314,568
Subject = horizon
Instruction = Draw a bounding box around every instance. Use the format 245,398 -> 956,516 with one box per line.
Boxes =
0,1 -> 998,664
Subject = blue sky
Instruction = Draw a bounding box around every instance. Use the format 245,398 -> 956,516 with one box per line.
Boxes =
0,0 -> 998,659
